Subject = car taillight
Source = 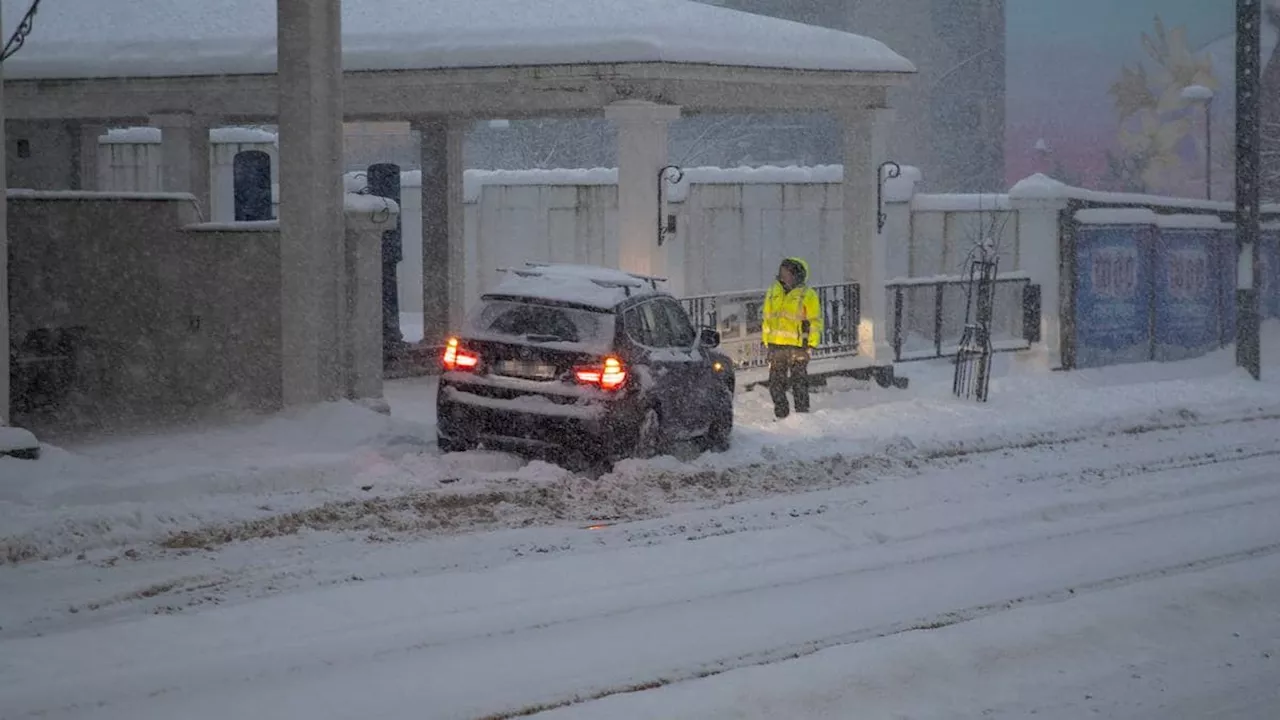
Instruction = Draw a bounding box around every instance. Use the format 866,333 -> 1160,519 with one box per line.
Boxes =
575,356 -> 627,391
442,337 -> 480,371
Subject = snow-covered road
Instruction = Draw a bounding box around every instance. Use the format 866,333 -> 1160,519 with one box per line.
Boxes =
2,416 -> 1278,719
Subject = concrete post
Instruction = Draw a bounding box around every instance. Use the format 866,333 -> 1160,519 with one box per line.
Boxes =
1,11 -> 8,425
415,118 -> 465,347
840,107 -> 895,363
605,100 -> 681,276
1008,174 -> 1070,370
72,122 -> 103,191
277,0 -> 345,405
345,201 -> 396,404
150,113 -> 212,216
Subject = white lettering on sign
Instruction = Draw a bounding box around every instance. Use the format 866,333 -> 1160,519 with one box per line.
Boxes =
1167,249 -> 1209,300
1091,247 -> 1139,299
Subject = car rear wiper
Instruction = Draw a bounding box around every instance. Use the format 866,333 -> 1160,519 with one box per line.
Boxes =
523,334 -> 566,343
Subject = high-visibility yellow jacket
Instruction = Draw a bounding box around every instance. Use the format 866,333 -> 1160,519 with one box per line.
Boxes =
762,257 -> 823,348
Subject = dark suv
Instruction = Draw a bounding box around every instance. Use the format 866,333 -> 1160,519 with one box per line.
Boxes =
436,263 -> 735,464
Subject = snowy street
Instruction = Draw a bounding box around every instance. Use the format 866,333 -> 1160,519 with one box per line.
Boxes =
3,351 -> 1280,717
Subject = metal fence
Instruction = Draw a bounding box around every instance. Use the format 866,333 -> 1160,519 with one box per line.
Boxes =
887,274 -> 1040,362
680,282 -> 861,370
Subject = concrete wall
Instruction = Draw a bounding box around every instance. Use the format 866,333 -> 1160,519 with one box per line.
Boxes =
411,170 -> 1025,314
7,194 -> 283,432
6,120 -> 77,191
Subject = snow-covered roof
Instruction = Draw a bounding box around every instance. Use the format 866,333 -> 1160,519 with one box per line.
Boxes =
0,0 -> 914,81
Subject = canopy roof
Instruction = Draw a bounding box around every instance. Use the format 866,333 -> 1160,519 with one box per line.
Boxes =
1,0 -> 914,80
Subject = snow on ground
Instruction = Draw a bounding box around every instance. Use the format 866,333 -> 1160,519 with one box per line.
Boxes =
537,553 -> 1280,720
2,324 -> 1280,566
1,415 -> 1278,718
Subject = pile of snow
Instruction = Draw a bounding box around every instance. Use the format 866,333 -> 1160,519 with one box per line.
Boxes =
2,0 -> 915,80
3,323 -> 1280,562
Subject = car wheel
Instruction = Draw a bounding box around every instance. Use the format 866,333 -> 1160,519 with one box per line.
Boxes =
632,407 -> 665,459
703,411 -> 733,453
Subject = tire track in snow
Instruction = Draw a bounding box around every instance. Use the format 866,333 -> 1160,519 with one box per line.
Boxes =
498,539 -> 1280,720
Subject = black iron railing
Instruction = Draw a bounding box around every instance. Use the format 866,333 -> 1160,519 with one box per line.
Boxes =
887,274 -> 1039,362
680,282 -> 861,370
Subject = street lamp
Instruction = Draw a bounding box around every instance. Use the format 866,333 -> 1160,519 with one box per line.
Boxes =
1181,84 -> 1215,201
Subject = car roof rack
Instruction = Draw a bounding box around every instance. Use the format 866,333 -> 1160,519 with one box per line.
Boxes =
497,262 -> 669,296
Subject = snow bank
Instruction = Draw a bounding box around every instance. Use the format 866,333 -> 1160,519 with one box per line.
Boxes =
2,0 -> 915,80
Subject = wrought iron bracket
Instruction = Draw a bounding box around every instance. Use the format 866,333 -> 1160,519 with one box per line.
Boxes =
658,164 -> 684,247
877,160 -> 901,234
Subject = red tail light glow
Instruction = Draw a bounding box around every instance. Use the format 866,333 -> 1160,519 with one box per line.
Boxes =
442,337 -> 480,371
575,356 -> 627,391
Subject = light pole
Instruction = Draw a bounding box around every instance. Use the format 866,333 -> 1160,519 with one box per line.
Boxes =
1181,84 -> 1215,201
1235,0 -> 1262,380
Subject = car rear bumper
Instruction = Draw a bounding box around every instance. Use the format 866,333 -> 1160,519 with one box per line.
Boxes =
437,383 -> 636,457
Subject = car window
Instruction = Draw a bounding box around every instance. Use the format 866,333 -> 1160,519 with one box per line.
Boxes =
640,302 -> 673,347
464,299 -> 614,350
624,307 -> 652,346
659,300 -> 697,347
625,301 -> 674,347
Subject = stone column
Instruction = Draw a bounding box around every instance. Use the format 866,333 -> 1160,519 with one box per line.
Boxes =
840,107 -> 895,363
605,100 -> 681,276
415,117 -> 465,347
277,0 -> 345,405
1008,174 -> 1070,370
150,112 -> 212,215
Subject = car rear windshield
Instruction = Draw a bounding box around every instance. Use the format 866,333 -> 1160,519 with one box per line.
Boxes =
464,299 -> 616,353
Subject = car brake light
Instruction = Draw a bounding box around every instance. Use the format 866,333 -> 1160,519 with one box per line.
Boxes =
442,337 -> 480,371
575,356 -> 627,391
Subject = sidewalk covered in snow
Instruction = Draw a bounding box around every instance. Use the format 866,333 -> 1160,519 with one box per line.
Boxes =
1,0 -> 915,428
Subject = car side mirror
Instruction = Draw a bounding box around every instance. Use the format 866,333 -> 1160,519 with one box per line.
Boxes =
698,327 -> 721,348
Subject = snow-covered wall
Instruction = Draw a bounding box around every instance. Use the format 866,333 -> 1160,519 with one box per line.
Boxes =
95,131 -> 1024,317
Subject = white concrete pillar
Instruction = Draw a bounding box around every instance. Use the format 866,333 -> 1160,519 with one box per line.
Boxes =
1008,174 -> 1070,370
72,122 -> 103,191
882,165 -> 921,281
605,100 -> 681,276
277,0 -> 345,405
415,117 -> 465,347
150,112 -> 212,215
841,107 -> 895,363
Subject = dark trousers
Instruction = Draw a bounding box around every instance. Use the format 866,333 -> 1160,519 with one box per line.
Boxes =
767,345 -> 810,418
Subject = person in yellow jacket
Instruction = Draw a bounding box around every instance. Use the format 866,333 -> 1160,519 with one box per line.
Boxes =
761,257 -> 823,418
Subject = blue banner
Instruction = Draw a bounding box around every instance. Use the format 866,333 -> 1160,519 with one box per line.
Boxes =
1074,224 -> 1154,368
1153,228 -> 1220,361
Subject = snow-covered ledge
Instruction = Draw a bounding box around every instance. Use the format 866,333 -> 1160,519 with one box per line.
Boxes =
1008,174 -> 1070,370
